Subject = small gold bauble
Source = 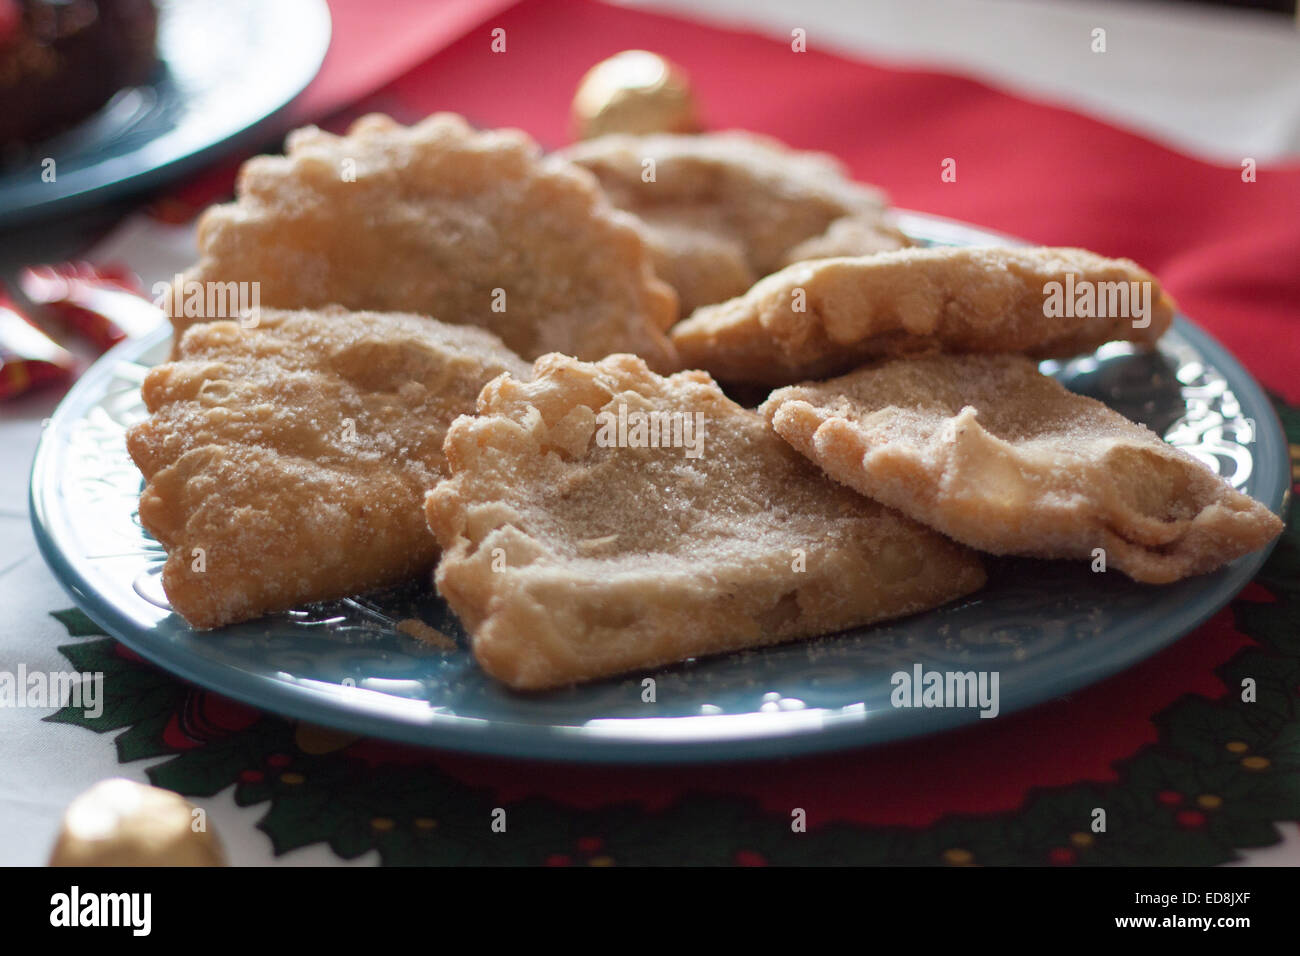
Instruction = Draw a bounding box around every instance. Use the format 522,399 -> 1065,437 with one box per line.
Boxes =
49,778 -> 226,867
572,50 -> 700,140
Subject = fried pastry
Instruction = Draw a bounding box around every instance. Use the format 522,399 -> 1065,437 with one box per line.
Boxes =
561,131 -> 908,315
672,246 -> 1177,385
760,354 -> 1283,583
424,353 -> 986,690
168,113 -> 679,369
780,216 -> 914,266
127,307 -> 530,629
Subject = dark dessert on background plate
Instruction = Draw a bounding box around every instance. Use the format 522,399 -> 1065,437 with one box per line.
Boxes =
0,0 -> 158,148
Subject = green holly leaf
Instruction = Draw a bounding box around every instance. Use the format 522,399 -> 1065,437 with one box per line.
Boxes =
50,608 -> 107,638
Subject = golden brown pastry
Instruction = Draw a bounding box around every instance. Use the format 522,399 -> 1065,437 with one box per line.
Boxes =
561,131 -> 907,316
167,113 -> 679,369
425,353 -> 986,689
672,246 -> 1176,385
127,306 -> 529,628
760,354 -> 1282,583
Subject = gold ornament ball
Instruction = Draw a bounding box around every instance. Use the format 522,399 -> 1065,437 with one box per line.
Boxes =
573,50 -> 700,140
49,778 -> 227,867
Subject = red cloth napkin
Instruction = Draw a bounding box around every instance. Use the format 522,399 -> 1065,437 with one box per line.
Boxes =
160,0 -> 1300,830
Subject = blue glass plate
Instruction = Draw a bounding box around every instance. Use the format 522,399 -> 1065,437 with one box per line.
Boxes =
0,0 -> 330,227
28,213 -> 1290,763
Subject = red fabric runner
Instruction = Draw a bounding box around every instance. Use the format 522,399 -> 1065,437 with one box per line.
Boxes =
287,0 -> 519,123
